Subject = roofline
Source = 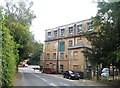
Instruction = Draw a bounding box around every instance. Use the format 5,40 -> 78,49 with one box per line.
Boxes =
68,46 -> 92,50
45,18 -> 92,31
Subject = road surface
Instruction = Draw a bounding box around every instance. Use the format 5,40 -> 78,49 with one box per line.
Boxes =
14,66 -> 107,87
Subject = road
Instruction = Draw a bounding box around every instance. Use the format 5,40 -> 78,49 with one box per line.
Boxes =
14,66 -> 107,87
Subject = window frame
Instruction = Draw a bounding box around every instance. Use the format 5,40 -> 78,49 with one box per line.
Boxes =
53,30 -> 57,37
68,26 -> 73,35
68,40 -> 73,47
53,53 -> 56,60
46,53 -> 50,60
77,24 -> 82,33
60,52 -> 64,60
60,28 -> 65,36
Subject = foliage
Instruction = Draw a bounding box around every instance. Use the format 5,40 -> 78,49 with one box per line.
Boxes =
1,15 -> 18,87
83,1 -> 120,69
1,0 -> 36,63
29,42 -> 43,65
0,0 -> 37,87
4,0 -> 36,27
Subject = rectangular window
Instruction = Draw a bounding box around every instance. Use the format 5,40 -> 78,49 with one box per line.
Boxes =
54,30 -> 57,37
87,22 -> 93,31
77,24 -> 82,33
59,42 -> 65,51
68,26 -> 73,35
48,32 -> 51,36
60,53 -> 64,60
69,40 -> 73,47
53,53 -> 56,59
61,29 -> 65,36
60,65 -> 64,72
46,53 -> 50,60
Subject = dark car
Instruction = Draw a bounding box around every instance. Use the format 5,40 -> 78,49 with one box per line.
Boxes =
63,70 -> 81,80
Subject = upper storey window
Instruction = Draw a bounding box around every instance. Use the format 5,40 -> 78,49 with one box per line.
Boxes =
60,29 -> 65,36
68,26 -> 73,35
68,40 -> 73,47
54,30 -> 57,37
48,32 -> 51,38
77,24 -> 82,33
87,22 -> 93,31
48,32 -> 51,36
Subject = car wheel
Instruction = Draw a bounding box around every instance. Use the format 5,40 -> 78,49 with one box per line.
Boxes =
69,76 -> 71,79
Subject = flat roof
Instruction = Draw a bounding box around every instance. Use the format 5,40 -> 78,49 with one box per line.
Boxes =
45,18 -> 91,31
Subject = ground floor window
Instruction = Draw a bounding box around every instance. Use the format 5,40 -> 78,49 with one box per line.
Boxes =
60,65 -> 64,73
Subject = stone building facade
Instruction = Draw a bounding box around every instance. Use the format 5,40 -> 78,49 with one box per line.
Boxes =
41,19 -> 93,74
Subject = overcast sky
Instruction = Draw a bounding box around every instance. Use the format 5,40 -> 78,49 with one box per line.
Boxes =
30,0 -> 98,43
0,0 -> 98,43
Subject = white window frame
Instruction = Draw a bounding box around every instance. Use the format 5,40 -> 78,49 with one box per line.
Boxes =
69,40 -> 73,47
77,24 -> 82,33
53,30 -> 57,37
68,26 -> 73,35
60,29 -> 65,36
60,53 -> 64,60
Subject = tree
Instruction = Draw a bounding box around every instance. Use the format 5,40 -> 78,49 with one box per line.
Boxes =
28,42 -> 43,65
83,1 -> 120,80
1,0 -> 36,63
4,0 -> 36,27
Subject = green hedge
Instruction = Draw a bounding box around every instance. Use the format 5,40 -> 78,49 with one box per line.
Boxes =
1,15 -> 18,87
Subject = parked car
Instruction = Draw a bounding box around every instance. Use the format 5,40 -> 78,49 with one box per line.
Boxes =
33,66 -> 40,70
101,68 -> 109,77
24,64 -> 28,67
42,68 -> 56,74
63,70 -> 81,80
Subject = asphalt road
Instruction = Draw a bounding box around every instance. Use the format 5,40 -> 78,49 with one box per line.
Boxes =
14,66 -> 108,88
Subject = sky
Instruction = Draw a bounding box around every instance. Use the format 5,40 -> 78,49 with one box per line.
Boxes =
0,0 -> 98,43
30,0 -> 98,43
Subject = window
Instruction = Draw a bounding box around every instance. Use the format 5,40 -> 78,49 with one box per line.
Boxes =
60,53 -> 64,60
77,24 -> 82,33
68,26 -> 73,35
69,40 -> 73,47
54,30 -> 57,37
60,65 -> 64,72
48,32 -> 51,36
61,29 -> 65,36
77,38 -> 82,44
53,53 -> 56,59
46,64 -> 49,67
87,22 -> 93,31
46,53 -> 50,60
59,42 -> 65,51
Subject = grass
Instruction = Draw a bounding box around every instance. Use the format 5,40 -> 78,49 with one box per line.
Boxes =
91,76 -> 120,86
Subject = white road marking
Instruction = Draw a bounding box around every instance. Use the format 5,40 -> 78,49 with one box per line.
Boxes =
41,78 -> 48,82
49,83 -> 56,86
32,74 -> 57,86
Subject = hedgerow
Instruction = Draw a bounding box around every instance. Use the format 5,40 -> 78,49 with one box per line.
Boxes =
0,15 -> 19,88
